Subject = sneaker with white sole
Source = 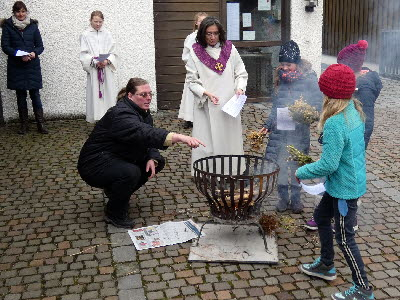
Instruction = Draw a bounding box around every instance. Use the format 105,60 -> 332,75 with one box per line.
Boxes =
331,283 -> 374,300
299,257 -> 337,281
304,218 -> 318,230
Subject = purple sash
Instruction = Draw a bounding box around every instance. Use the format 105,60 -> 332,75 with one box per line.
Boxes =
192,41 -> 233,75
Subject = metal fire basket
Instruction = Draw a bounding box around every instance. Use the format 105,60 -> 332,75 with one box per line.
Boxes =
193,155 -> 279,250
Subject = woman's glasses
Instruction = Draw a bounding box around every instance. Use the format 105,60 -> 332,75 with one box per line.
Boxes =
206,32 -> 220,37
135,92 -> 153,98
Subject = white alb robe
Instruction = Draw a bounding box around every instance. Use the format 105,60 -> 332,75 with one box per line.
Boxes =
80,27 -> 118,123
186,43 -> 248,175
178,31 -> 197,122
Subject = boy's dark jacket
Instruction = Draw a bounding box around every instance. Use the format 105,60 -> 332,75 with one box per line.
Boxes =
354,67 -> 382,147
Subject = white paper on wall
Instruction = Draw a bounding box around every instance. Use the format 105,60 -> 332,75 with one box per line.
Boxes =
242,31 -> 256,40
277,107 -> 295,130
258,0 -> 271,11
242,13 -> 252,27
227,2 -> 240,40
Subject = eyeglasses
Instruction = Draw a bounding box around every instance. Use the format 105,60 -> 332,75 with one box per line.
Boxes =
135,92 -> 153,98
206,32 -> 220,37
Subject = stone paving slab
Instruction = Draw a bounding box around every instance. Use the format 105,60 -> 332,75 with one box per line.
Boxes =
0,77 -> 399,299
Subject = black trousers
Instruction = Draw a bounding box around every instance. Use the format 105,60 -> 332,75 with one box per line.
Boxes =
79,155 -> 165,217
16,89 -> 43,110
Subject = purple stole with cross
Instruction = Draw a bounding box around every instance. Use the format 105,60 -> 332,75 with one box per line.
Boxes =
192,41 -> 233,75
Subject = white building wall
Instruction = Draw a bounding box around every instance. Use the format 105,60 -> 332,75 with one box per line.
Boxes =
290,1 -> 323,76
0,0 -> 156,121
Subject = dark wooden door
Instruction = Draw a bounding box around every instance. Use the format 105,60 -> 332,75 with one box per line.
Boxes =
154,0 -> 221,109
323,0 -> 400,64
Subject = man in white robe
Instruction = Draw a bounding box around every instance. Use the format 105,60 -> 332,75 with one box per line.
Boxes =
185,17 -> 248,175
80,21 -> 118,123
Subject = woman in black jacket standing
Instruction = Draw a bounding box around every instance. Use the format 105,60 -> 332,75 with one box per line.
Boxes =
1,1 -> 48,134
78,77 -> 205,228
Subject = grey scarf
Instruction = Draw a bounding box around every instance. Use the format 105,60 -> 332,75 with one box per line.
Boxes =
12,15 -> 31,30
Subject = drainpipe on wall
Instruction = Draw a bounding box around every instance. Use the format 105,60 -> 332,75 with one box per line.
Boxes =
0,91 -> 5,126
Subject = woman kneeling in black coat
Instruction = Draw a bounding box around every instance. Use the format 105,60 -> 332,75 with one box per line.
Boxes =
78,77 -> 204,228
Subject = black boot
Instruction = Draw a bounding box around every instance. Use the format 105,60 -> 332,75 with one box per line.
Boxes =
104,207 -> 135,229
33,108 -> 49,134
17,107 -> 29,135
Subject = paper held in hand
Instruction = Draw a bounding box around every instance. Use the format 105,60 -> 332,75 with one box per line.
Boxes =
277,107 -> 295,130
222,94 -> 247,118
15,50 -> 30,56
97,53 -> 110,62
300,182 -> 326,195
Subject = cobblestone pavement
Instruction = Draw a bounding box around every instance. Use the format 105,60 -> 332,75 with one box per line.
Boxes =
0,78 -> 399,300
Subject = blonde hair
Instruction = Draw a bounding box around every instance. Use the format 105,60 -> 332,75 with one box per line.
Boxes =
318,96 -> 365,131
193,12 -> 208,31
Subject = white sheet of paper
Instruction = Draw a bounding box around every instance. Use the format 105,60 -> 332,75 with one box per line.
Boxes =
15,50 -> 30,56
258,0 -> 271,11
277,107 -> 295,130
300,182 -> 326,195
242,13 -> 252,27
243,31 -> 256,41
97,53 -> 110,62
222,94 -> 247,118
227,3 -> 240,40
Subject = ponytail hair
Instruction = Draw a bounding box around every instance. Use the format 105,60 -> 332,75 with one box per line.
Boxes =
117,78 -> 149,101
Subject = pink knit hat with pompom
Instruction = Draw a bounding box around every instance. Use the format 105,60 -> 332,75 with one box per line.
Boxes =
337,40 -> 368,72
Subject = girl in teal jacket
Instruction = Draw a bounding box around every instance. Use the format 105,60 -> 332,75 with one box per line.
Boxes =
297,64 -> 374,300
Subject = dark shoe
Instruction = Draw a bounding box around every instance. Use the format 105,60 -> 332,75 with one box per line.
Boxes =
276,185 -> 289,212
17,107 -> 29,135
290,185 -> 304,213
304,218 -> 318,230
104,210 -> 135,229
33,108 -> 49,134
183,121 -> 193,129
299,257 -> 337,281
331,283 -> 374,300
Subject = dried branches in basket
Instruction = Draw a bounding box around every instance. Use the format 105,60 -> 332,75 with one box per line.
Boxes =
246,130 -> 268,151
287,145 -> 314,166
288,96 -> 320,125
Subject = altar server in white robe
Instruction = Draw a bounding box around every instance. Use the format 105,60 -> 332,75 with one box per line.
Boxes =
80,10 -> 118,123
185,17 -> 248,175
178,12 -> 208,129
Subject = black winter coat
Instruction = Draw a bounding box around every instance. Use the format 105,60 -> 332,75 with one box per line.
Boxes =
1,17 -> 44,90
78,97 -> 169,175
264,60 -> 323,161
354,68 -> 382,148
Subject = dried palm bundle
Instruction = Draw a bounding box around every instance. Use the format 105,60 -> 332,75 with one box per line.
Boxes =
246,130 -> 267,151
287,145 -> 314,166
259,214 -> 279,235
288,96 -> 320,125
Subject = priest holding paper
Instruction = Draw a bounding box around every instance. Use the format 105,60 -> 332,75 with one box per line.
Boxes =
185,16 -> 248,175
80,11 -> 118,123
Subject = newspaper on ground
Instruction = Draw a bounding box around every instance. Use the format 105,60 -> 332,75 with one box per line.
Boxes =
128,219 -> 203,250
222,94 -> 247,118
